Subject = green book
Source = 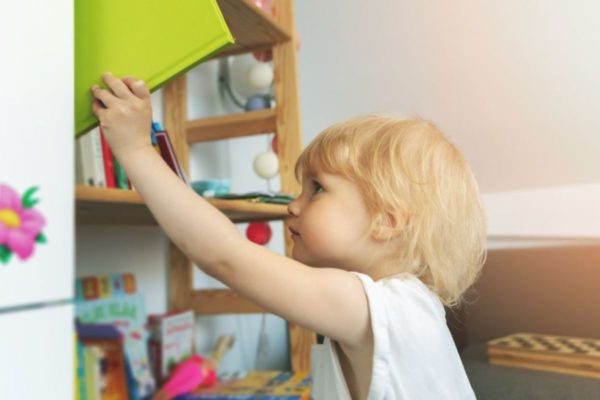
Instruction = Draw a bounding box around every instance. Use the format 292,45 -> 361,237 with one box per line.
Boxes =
113,156 -> 129,189
75,0 -> 234,137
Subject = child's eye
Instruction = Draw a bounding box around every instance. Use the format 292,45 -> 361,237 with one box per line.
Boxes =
311,180 -> 323,194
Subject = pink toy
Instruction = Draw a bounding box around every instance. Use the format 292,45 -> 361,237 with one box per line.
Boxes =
153,335 -> 234,400
153,355 -> 216,400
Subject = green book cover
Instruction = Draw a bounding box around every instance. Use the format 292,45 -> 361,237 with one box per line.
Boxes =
75,0 -> 234,137
113,156 -> 129,189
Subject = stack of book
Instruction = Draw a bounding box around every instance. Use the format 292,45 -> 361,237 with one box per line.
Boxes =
75,122 -> 187,189
76,323 -> 130,400
75,273 -> 155,399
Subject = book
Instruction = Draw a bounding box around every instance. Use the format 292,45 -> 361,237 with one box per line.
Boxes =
148,310 -> 195,384
74,0 -> 234,136
179,371 -> 312,400
76,131 -> 97,186
78,324 -> 129,400
113,156 -> 129,189
155,130 -> 189,184
76,274 -> 155,397
99,128 -> 116,188
89,128 -> 107,188
214,192 -> 296,205
75,336 -> 86,400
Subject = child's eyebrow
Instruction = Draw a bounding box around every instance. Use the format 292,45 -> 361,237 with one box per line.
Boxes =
304,170 -> 321,182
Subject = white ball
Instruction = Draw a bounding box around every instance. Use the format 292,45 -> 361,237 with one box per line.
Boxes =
230,54 -> 267,97
247,63 -> 274,90
253,151 -> 279,179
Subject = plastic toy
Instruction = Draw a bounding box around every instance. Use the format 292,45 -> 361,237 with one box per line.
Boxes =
244,94 -> 272,111
252,151 -> 279,179
191,180 -> 231,197
153,335 -> 234,400
248,63 -> 273,89
246,222 -> 272,245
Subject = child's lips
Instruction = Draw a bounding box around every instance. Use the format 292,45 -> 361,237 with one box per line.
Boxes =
289,226 -> 300,237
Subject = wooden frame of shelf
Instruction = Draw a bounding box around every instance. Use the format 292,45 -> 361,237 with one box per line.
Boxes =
187,109 -> 277,143
75,185 -> 288,225
215,0 -> 290,58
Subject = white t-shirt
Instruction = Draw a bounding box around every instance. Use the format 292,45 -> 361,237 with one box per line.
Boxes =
310,272 -> 475,399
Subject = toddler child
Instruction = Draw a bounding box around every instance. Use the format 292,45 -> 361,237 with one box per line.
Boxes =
92,73 -> 487,399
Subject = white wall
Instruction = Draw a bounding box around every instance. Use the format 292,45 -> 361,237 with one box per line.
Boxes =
295,0 -> 600,244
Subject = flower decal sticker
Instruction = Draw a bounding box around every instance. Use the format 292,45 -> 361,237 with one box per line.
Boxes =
0,184 -> 47,264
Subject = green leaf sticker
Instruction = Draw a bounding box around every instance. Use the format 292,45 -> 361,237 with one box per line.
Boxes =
22,186 -> 40,209
36,233 -> 48,244
0,245 -> 12,264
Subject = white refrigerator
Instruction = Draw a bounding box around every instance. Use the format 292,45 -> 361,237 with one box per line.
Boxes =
0,1 -> 74,398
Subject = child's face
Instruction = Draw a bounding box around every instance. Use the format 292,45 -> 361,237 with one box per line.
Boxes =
287,169 -> 375,270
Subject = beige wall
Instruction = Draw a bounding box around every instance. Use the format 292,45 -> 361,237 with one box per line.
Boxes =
457,243 -> 600,348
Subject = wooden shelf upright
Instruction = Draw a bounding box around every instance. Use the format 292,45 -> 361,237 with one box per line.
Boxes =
163,0 -> 315,371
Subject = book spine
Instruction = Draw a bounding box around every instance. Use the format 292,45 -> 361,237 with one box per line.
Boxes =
113,156 -> 129,189
78,133 -> 96,186
89,128 -> 107,188
99,128 -> 116,188
155,131 -> 188,184
76,338 -> 86,400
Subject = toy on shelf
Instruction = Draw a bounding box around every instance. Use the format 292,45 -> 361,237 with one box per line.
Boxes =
153,335 -> 235,400
191,180 -> 231,197
246,222 -> 273,245
252,151 -> 279,179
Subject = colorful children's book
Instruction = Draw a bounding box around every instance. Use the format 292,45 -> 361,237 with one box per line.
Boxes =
148,310 -> 195,384
76,274 -> 155,398
75,0 -> 234,136
179,371 -> 312,400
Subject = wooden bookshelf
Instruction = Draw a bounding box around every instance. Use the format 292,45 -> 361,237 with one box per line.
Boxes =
187,109 -> 277,143
216,0 -> 290,58
75,185 -> 289,225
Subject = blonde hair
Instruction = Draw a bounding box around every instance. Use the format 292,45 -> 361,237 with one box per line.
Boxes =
295,115 -> 487,307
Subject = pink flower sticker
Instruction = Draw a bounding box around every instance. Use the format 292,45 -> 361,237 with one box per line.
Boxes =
0,184 -> 47,264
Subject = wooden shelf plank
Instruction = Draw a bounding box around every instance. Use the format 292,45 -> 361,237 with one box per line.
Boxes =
187,109 -> 277,143
189,289 -> 266,314
75,185 -> 288,225
216,0 -> 290,58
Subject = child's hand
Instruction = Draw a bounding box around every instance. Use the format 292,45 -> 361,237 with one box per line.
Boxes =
91,73 -> 152,159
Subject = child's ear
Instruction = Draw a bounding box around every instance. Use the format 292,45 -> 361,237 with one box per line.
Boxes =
372,212 -> 406,241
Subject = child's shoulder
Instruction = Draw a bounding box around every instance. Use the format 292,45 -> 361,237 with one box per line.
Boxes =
353,271 -> 443,312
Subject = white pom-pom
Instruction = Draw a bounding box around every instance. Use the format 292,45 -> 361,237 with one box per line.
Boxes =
253,151 -> 279,179
247,63 -> 274,90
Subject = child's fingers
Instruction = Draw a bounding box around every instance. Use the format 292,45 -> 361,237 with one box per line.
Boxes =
91,98 -> 105,117
91,85 -> 115,107
102,72 -> 133,99
122,76 -> 150,100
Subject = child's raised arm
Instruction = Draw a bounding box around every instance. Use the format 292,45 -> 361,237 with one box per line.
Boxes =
91,74 -> 372,349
